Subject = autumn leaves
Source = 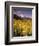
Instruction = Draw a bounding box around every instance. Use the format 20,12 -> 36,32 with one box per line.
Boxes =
13,19 -> 32,36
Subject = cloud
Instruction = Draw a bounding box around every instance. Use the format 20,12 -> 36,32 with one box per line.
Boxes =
13,11 -> 32,18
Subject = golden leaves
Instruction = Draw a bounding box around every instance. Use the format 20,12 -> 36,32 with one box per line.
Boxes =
13,19 -> 32,36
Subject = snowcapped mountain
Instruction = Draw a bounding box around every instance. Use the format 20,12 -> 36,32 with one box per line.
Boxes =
13,14 -> 32,20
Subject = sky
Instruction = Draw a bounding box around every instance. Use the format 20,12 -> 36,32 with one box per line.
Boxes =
12,7 -> 32,18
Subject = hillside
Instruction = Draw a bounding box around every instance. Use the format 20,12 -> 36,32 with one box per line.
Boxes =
13,14 -> 32,37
